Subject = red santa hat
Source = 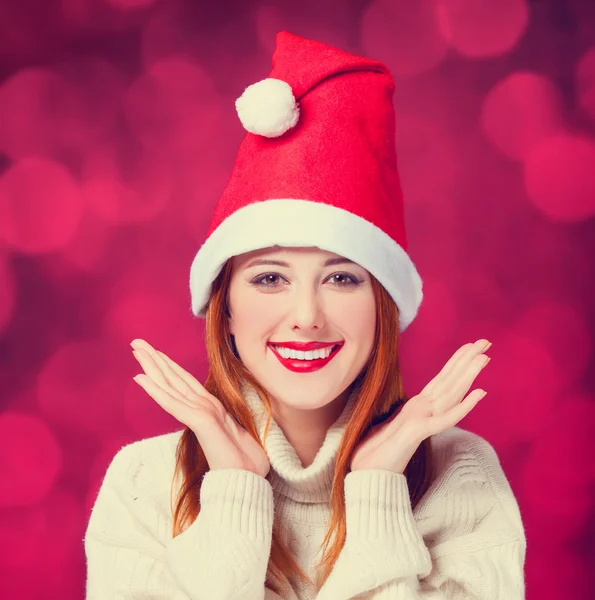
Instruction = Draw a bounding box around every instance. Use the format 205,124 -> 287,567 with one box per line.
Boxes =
189,31 -> 423,332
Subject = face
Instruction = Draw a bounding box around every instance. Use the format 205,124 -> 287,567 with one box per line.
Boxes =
227,246 -> 376,411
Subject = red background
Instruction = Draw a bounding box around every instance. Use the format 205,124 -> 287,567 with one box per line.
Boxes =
0,0 -> 594,598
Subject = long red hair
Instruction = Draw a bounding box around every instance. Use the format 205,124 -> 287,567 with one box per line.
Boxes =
170,258 -> 432,593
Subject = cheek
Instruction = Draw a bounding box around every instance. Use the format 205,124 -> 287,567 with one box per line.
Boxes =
332,293 -> 376,340
228,285 -> 283,336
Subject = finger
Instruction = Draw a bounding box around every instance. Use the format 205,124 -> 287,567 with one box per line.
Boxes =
134,374 -> 200,423
423,340 -> 489,398
442,354 -> 490,407
133,349 -> 192,405
428,389 -> 486,433
156,350 -> 224,412
132,339 -> 214,405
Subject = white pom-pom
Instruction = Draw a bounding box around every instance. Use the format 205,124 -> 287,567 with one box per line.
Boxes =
235,78 -> 299,138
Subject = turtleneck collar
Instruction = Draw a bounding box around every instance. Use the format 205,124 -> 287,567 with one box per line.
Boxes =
241,381 -> 358,504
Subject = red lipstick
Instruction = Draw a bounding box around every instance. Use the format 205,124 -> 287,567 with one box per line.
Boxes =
268,341 -> 344,373
269,341 -> 342,351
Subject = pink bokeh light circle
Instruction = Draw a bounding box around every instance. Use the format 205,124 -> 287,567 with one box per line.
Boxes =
0,157 -> 84,254
524,133 -> 595,222
395,114 -> 458,207
125,58 -> 222,157
520,394 -> 595,540
481,72 -> 562,161
514,300 -> 592,388
576,47 -> 595,124
0,412 -> 63,507
0,61 -> 123,160
361,0 -> 448,77
105,284 -> 201,361
0,68 -> 80,159
0,251 -> 16,332
464,330 -> 560,444
106,0 -> 157,9
0,487 -> 86,598
82,143 -> 173,224
435,0 -> 529,58
36,339 -> 128,435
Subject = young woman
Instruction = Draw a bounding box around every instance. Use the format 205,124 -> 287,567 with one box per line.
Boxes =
84,32 -> 526,599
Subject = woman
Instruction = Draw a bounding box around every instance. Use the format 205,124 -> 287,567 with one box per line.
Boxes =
84,31 -> 526,599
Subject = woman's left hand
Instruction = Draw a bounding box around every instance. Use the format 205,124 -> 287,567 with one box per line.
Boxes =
350,339 -> 492,474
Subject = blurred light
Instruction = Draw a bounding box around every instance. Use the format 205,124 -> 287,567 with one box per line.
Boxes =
0,251 -> 16,333
524,133 -> 595,222
576,47 -> 595,125
481,72 -> 562,161
36,340 -> 128,434
361,0 -> 448,76
82,144 -> 173,224
106,0 -> 157,9
436,0 -> 529,58
462,330 -> 559,442
0,412 -> 63,507
0,68 -> 80,159
395,114 -> 457,207
125,58 -> 222,157
0,158 -> 83,254
514,301 -> 592,388
520,395 -> 595,540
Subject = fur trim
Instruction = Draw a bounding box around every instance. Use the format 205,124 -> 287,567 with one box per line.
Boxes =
189,199 -> 423,332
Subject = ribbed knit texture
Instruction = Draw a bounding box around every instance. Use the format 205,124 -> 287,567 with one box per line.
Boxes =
85,384 -> 527,599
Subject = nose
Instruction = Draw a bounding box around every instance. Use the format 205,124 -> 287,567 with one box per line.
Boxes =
289,286 -> 325,331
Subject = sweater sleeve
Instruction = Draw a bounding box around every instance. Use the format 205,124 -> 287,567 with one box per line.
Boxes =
316,435 -> 526,599
84,442 -> 283,600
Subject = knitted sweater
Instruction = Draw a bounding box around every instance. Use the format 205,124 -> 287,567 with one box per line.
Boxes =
84,384 -> 526,599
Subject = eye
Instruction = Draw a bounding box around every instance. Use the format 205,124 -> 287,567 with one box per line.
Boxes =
327,273 -> 361,287
250,272 -> 362,289
250,272 -> 287,288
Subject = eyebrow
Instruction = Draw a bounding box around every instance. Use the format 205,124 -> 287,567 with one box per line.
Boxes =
243,257 -> 356,269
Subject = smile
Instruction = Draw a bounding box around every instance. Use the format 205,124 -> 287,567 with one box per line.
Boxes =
267,342 -> 344,373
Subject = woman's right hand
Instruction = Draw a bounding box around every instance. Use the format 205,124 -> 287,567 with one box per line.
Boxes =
130,339 -> 270,479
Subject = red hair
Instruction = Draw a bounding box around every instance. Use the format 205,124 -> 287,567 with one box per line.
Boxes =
170,258 -> 432,593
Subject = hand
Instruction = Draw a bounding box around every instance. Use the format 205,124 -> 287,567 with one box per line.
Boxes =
130,339 -> 270,478
350,339 -> 492,474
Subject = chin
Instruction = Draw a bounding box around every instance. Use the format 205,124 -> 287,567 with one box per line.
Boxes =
263,378 -> 349,411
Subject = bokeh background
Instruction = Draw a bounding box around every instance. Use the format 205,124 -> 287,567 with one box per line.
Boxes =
0,0 -> 594,598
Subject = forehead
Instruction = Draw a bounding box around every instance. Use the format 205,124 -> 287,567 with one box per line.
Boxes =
232,246 -> 345,267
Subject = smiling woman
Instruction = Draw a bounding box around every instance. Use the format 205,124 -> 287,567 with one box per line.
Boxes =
84,31 -> 526,600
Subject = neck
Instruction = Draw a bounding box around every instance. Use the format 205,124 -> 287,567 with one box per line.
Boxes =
242,380 -> 358,503
271,389 -> 349,467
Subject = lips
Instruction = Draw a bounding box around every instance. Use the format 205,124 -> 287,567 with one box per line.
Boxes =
268,342 -> 344,373
269,340 -> 343,351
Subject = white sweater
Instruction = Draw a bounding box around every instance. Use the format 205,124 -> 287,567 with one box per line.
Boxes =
84,384 -> 526,599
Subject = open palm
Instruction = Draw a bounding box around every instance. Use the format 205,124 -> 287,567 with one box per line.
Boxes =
131,339 -> 270,478
351,339 -> 492,474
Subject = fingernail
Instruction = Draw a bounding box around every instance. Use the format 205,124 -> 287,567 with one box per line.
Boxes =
484,341 -> 492,351
479,390 -> 487,400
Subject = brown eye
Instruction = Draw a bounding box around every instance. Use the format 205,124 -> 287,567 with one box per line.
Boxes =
328,273 -> 361,287
251,273 -> 285,288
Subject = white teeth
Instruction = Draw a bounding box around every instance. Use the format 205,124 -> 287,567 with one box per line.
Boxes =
273,345 -> 336,360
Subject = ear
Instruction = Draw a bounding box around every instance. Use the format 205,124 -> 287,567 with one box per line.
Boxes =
228,315 -> 234,335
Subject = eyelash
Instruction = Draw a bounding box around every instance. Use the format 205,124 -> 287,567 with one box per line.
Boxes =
250,272 -> 362,289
